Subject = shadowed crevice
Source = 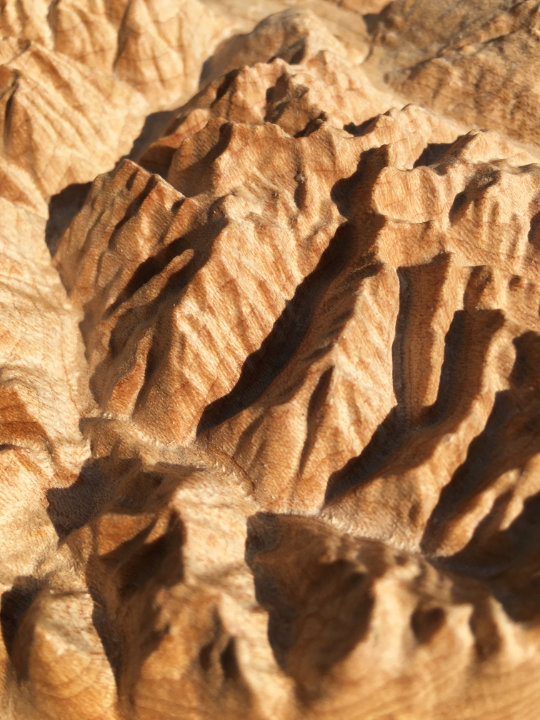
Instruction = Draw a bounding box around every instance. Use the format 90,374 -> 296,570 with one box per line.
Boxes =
168,122 -> 234,196
325,305 -> 505,505
212,69 -> 241,106
528,208 -> 540,249
105,228 -> 188,318
413,141 -> 454,167
324,407 -> 403,503
293,169 -> 307,209
46,449 -> 189,687
197,222 -> 356,435
343,115 -> 379,137
362,13 -> 381,35
431,489 -> 540,623
197,147 -> 387,438
422,331 -> 540,579
410,605 -> 445,644
391,268 -> 411,419
245,512 -> 378,697
331,145 -> 389,217
126,110 -> 177,162
0,576 -> 42,678
449,169 -> 500,224
298,366 -> 334,475
46,457 -> 112,540
91,213 -> 227,407
295,112 -> 327,138
45,181 -> 92,255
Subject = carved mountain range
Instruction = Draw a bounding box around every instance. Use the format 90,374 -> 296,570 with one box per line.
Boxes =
1,1 -> 539,718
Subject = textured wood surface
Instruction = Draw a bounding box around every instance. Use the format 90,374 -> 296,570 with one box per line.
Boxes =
1,1 -> 540,718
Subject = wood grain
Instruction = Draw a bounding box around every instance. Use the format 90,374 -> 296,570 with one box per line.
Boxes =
1,1 -> 539,718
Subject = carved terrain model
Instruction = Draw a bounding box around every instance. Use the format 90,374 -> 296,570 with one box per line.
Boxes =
0,0 -> 540,718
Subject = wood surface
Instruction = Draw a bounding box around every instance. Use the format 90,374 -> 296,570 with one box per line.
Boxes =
0,1 -> 539,718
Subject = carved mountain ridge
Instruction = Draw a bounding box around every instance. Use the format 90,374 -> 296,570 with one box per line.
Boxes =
1,1 -> 540,719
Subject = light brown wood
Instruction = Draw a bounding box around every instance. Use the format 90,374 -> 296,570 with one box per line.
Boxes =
1,1 -> 540,718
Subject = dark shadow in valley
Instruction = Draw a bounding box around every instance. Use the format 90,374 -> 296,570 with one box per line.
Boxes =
421,332 -> 540,621
46,457 -> 112,540
90,213 -> 227,407
126,109 -> 177,162
325,303 -> 504,504
198,147 -> 388,436
45,107 -> 177,258
432,489 -> 540,624
413,141 -> 454,168
45,181 -> 92,255
0,575 -> 42,681
245,512 -> 379,702
331,145 -> 388,217
528,208 -> 540,250
343,115 -> 379,137
448,169 -> 500,224
45,450 -> 189,690
45,102 -> 192,260
197,222 -> 357,435
362,12 -> 382,35
156,121 -> 233,196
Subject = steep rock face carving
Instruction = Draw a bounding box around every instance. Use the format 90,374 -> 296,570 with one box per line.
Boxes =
1,1 -> 540,719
